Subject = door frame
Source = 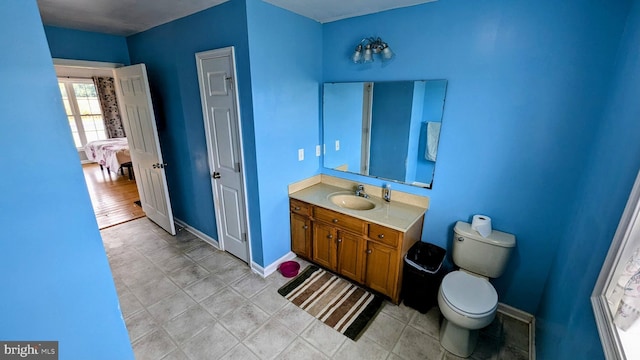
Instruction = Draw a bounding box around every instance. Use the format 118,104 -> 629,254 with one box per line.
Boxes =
195,46 -> 252,266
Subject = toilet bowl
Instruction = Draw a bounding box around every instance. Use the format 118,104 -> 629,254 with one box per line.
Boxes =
436,222 -> 515,358
437,271 -> 497,357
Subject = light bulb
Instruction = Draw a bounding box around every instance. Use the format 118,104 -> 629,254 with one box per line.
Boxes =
381,44 -> 394,61
363,45 -> 374,63
351,44 -> 363,63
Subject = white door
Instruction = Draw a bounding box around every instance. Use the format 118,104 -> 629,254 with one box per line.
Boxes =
196,47 -> 249,263
114,64 -> 176,235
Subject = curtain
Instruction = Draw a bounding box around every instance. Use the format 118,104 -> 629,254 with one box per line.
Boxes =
93,76 -> 125,138
611,246 -> 640,331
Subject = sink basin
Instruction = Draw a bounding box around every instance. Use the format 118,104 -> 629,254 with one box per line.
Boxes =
329,193 -> 376,210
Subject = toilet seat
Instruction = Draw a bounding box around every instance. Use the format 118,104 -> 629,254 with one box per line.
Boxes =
440,271 -> 497,317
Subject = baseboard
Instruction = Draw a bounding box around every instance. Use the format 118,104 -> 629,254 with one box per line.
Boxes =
173,218 -> 220,249
497,303 -> 536,359
497,302 -> 534,323
251,251 -> 297,278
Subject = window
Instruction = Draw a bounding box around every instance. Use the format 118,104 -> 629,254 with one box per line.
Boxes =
58,78 -> 107,148
592,170 -> 640,360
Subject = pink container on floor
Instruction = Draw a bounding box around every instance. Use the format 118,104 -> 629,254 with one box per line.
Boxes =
279,261 -> 300,278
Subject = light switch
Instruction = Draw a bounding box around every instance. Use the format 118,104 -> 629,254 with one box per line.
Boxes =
298,148 -> 304,161
335,140 -> 340,151
316,145 -> 321,157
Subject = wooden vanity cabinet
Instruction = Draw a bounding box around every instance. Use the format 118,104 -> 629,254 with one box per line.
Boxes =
312,213 -> 365,284
311,222 -> 337,269
336,231 -> 366,283
364,240 -> 399,298
289,198 -> 423,304
290,199 -> 312,259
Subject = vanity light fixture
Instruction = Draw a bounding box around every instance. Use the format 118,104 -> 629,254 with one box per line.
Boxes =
351,37 -> 395,64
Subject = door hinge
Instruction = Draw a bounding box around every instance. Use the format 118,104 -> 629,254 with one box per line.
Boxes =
242,232 -> 247,242
236,162 -> 241,173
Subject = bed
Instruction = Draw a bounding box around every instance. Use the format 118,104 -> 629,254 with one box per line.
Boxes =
84,138 -> 132,176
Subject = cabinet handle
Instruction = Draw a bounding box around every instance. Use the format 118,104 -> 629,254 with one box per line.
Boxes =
303,225 -> 308,230
366,249 -> 372,254
327,234 -> 333,239
294,206 -> 301,211
332,219 -> 339,223
378,234 -> 385,239
337,238 -> 342,243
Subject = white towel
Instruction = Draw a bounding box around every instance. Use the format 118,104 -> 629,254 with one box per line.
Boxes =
425,122 -> 441,162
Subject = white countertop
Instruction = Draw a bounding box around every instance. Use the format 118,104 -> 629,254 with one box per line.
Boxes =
289,182 -> 428,232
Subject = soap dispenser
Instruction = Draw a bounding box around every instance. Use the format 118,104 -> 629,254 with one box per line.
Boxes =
383,184 -> 391,202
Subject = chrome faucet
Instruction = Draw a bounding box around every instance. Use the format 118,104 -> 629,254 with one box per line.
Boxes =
383,184 -> 391,202
355,184 -> 369,198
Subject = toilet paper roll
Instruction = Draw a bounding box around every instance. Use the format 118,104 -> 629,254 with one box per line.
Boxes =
471,215 -> 492,237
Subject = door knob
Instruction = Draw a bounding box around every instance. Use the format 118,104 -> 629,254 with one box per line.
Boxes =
212,172 -> 221,179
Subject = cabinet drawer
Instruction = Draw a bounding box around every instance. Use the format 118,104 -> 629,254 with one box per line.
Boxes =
368,223 -> 400,247
314,206 -> 365,234
290,199 -> 311,216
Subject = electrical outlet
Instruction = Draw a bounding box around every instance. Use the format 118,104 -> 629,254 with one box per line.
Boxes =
298,148 -> 304,161
316,145 -> 321,156
335,140 -> 340,151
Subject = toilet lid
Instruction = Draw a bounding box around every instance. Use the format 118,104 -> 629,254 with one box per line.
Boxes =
441,271 -> 498,316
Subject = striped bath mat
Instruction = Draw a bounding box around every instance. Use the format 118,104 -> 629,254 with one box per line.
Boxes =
277,265 -> 383,340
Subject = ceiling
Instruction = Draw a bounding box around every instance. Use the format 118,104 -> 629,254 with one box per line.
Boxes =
37,0 -> 436,36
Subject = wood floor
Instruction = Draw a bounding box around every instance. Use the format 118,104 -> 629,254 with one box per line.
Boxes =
82,163 -> 145,229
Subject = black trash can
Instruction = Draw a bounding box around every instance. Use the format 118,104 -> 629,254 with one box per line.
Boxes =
402,242 -> 447,313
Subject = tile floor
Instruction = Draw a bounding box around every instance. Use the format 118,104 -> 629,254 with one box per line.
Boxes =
101,218 -> 532,360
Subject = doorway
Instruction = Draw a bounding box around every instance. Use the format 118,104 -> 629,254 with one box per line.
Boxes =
83,163 -> 145,229
54,59 -> 144,229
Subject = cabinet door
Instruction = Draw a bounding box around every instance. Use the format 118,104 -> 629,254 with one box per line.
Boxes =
290,213 -> 311,259
313,222 -> 337,270
337,231 -> 365,283
365,241 -> 398,298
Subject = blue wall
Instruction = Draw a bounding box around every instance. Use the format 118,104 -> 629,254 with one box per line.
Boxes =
245,0 -> 322,266
323,82 -> 364,171
44,25 -> 130,64
536,0 -> 640,358
369,81 -> 414,181
125,0 -> 321,267
405,81 -> 425,184
126,0 -> 258,250
414,80 -> 448,185
322,0 -> 628,316
0,1 -> 132,359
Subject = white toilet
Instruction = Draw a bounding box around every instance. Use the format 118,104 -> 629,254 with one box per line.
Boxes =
437,221 -> 516,358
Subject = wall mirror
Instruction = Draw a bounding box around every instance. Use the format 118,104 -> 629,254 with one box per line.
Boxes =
322,80 -> 447,188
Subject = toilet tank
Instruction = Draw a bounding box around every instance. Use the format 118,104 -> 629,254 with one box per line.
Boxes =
452,221 -> 516,278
